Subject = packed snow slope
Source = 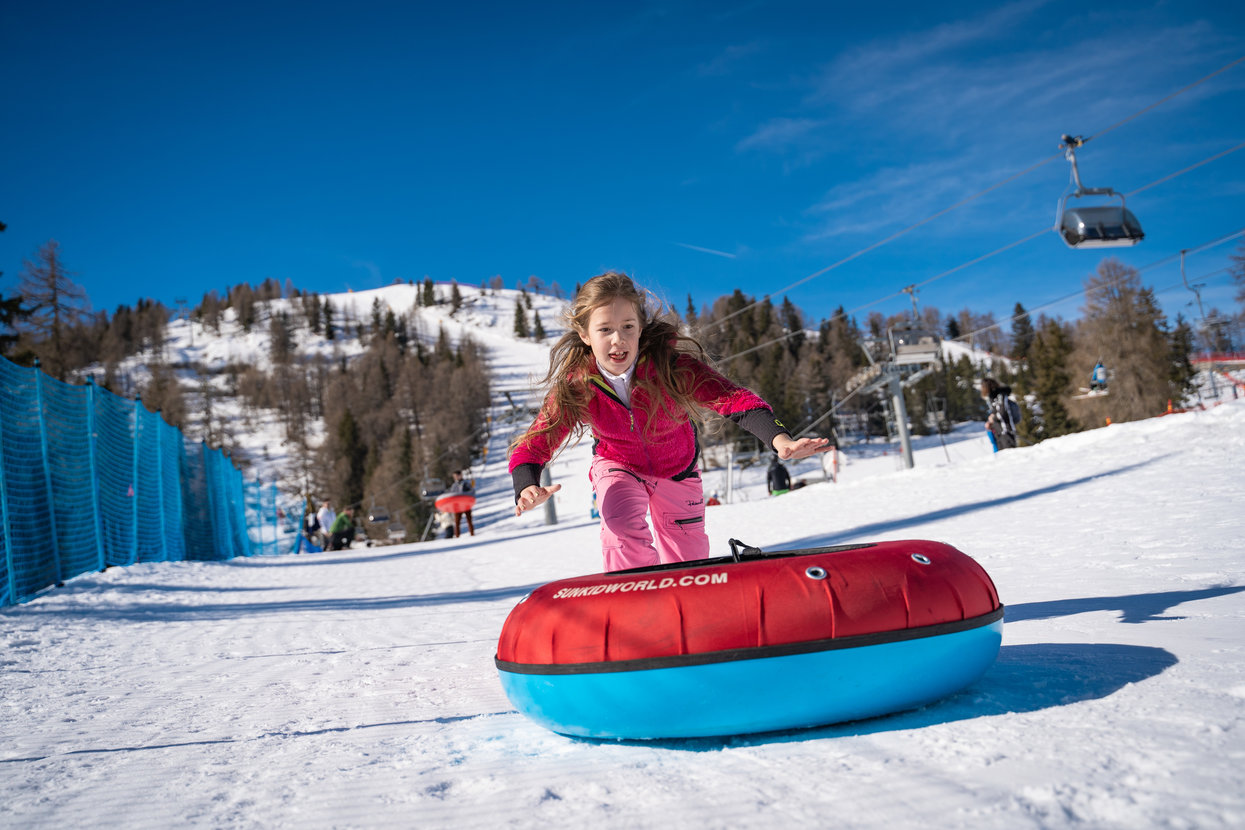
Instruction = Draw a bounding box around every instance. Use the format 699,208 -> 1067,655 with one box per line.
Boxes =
3,286 -> 1245,828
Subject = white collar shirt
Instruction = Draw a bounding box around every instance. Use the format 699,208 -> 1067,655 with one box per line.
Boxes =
597,361 -> 636,409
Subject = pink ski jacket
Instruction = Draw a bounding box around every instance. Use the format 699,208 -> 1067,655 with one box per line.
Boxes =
509,354 -> 789,498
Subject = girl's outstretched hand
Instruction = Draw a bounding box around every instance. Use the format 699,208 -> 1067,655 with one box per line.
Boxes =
515,484 -> 562,516
772,434 -> 833,460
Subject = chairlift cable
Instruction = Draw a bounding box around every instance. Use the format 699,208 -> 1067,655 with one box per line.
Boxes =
720,141 -> 1245,367
951,226 -> 1245,345
1082,55 -> 1245,146
704,55 -> 1245,335
1123,140 -> 1245,198
777,221 -> 1244,441
720,147 -> 1244,368
707,153 -> 1065,333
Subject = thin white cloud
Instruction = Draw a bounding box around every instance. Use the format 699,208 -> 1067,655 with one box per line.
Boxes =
697,42 -> 764,77
737,116 -> 830,153
351,260 -> 383,284
813,0 -> 1051,93
764,8 -> 1236,243
675,242 -> 738,259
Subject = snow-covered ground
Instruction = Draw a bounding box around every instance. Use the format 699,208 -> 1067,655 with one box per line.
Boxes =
4,286 -> 1244,828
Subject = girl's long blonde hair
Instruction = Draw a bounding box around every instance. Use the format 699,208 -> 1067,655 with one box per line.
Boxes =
511,272 -> 713,456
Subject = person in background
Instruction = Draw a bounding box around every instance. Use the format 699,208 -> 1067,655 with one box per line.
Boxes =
303,502 -> 321,550
315,499 -> 336,549
509,271 -> 830,572
767,455 -> 791,496
981,377 -> 1020,451
436,511 -> 456,539
1090,361 -> 1109,393
448,470 -> 474,537
328,506 -> 357,550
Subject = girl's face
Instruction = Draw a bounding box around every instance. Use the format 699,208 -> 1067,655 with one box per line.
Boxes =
580,297 -> 641,375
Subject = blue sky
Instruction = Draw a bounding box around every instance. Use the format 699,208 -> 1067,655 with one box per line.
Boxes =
3,0 -> 1243,335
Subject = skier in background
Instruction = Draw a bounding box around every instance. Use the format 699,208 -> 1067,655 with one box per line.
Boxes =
981,377 -> 1020,451
767,455 -> 791,496
1090,361 -> 1109,393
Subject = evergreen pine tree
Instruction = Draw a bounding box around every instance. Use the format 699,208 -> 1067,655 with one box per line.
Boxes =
451,281 -> 463,313
780,296 -> 804,356
1168,314 -> 1197,405
532,310 -> 545,340
337,408 -> 367,508
422,277 -> 435,307
513,300 -> 530,338
303,292 -> 321,334
1010,302 -> 1035,359
323,298 -> 336,340
370,298 -> 384,335
1023,319 -> 1078,441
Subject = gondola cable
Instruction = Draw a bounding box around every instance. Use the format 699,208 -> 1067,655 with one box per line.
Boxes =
705,55 -> 1245,333
716,144 -> 1245,367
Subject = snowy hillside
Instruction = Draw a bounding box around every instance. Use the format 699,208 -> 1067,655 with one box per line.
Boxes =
3,286 -> 1244,828
116,282 -> 577,494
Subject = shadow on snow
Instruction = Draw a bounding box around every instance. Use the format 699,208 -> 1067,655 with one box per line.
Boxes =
598,641 -> 1178,751
773,456 -> 1169,551
1005,585 -> 1245,624
0,582 -> 545,622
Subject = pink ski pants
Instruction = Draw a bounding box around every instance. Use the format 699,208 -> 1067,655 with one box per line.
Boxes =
589,456 -> 710,572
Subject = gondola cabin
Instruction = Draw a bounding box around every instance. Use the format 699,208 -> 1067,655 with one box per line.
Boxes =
1056,134 -> 1144,249
1058,202 -> 1145,249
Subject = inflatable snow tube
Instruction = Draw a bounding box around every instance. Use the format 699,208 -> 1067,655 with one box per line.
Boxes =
495,539 -> 1003,739
434,493 -> 476,513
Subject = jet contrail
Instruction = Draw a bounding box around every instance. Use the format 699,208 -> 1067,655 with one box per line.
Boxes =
675,242 -> 736,259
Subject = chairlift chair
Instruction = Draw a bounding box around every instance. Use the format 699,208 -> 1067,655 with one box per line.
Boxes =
889,326 -> 942,366
1056,135 -> 1144,249
420,478 -> 445,500
367,500 -> 391,524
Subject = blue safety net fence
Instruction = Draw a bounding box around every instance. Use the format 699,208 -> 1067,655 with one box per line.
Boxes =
1,356 -> 293,606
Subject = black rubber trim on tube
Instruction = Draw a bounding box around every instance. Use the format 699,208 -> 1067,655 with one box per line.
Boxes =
496,606 -> 1005,676
606,542 -> 878,576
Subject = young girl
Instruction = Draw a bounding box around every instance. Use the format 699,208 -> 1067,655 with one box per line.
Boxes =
510,272 -> 830,572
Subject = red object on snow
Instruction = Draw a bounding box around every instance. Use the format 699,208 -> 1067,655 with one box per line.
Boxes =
434,493 -> 476,513
496,539 -> 1000,668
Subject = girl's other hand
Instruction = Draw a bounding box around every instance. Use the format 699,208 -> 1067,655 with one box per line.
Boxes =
772,434 -> 832,461
515,484 -> 562,516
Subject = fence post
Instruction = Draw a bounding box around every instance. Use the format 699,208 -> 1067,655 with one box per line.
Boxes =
131,397 -> 140,565
0,383 -> 13,605
156,419 -> 168,561
270,481 -> 278,557
34,361 -> 65,585
201,442 -> 218,558
86,378 -> 105,572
